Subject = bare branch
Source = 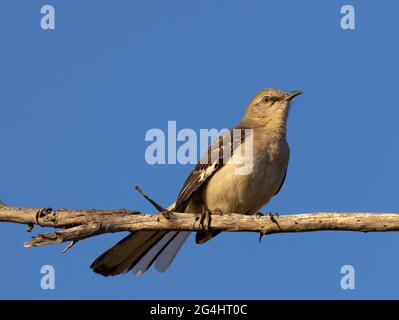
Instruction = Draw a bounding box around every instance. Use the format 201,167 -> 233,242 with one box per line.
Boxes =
1,205 -> 399,248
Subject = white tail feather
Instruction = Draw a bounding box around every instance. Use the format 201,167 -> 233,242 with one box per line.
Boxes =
132,203 -> 190,275
155,231 -> 191,272
131,231 -> 177,276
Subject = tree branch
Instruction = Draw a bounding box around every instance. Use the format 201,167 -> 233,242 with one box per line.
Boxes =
1,204 -> 399,249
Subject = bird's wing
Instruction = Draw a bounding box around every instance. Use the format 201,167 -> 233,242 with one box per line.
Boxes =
174,128 -> 250,212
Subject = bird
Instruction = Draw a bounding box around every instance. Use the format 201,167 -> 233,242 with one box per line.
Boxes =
90,88 -> 303,276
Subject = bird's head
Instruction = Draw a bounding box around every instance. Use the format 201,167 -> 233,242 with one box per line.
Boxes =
247,88 -> 303,122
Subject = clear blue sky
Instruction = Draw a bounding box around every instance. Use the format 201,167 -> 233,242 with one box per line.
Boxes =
1,0 -> 399,299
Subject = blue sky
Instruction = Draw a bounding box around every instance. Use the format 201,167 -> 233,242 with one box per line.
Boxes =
1,0 -> 399,299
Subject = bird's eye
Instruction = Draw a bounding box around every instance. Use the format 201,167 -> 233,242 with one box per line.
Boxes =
262,96 -> 270,103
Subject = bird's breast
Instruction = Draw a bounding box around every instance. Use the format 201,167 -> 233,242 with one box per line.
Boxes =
198,138 -> 289,214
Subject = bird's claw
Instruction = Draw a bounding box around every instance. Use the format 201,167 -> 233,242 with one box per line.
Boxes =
198,204 -> 212,231
201,210 -> 211,231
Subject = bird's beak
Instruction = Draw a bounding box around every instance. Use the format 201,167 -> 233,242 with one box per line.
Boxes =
285,91 -> 303,101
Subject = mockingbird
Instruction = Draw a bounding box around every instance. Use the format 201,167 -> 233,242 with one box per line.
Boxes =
91,88 -> 302,276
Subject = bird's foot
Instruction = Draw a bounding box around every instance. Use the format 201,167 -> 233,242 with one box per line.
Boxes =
205,210 -> 211,230
199,203 -> 212,231
255,211 -> 264,218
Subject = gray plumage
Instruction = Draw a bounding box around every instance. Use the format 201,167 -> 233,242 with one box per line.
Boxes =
91,88 -> 302,276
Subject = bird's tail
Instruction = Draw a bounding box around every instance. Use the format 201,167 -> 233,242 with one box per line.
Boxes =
91,203 -> 190,276
91,230 -> 190,276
